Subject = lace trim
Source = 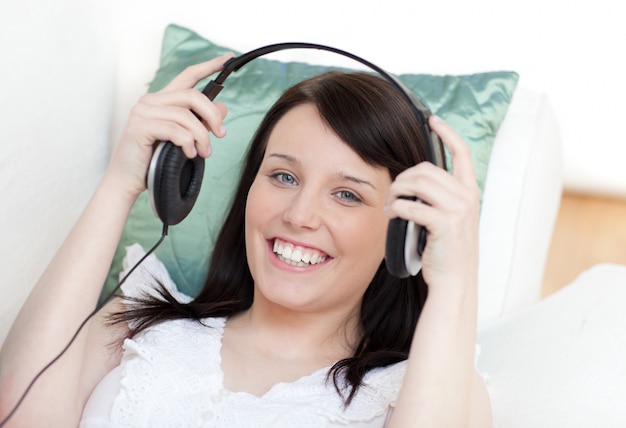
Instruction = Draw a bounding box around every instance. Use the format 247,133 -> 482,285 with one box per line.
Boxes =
120,243 -> 192,303
108,245 -> 407,426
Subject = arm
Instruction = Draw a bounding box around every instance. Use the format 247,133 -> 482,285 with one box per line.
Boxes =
385,116 -> 492,427
0,54 -> 233,427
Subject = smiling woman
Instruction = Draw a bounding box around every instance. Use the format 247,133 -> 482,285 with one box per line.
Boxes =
245,103 -> 392,322
0,61 -> 491,427
115,72 -> 432,407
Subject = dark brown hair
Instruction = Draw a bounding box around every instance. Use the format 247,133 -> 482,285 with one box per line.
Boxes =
113,71 -> 429,404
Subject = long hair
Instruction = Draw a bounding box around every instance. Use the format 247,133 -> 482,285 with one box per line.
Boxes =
112,71 -> 429,404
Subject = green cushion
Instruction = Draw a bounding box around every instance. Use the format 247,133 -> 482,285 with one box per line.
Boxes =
102,24 -> 519,302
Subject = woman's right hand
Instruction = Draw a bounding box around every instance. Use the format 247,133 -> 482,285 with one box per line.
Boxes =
106,53 -> 234,197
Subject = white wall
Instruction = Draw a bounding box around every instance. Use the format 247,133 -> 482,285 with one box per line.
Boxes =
110,0 -> 626,198
0,0 -> 115,344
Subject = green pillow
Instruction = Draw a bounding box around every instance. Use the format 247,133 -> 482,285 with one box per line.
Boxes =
102,24 -> 519,302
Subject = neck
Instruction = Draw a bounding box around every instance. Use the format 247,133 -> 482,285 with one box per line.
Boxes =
228,299 -> 361,363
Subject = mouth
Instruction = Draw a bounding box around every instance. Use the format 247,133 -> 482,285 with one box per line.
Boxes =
272,238 -> 330,267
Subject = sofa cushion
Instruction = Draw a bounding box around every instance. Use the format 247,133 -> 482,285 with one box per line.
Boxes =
102,24 -> 518,301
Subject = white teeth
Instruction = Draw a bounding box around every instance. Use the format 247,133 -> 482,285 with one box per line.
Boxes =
282,246 -> 293,259
273,239 -> 327,266
277,255 -> 307,267
291,249 -> 303,263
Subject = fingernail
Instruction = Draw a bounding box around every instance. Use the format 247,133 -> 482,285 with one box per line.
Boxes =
219,125 -> 227,136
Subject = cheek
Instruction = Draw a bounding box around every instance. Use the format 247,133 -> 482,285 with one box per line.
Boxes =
245,180 -> 269,275
245,179 -> 267,234
336,212 -> 389,262
244,178 -> 283,250
334,215 -> 389,297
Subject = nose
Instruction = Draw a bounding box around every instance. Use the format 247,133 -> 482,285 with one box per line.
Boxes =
282,187 -> 322,230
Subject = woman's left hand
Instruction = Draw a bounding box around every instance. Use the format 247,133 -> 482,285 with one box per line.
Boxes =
385,115 -> 480,292
385,116 -> 492,428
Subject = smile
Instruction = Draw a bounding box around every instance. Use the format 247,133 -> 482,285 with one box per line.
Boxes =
272,238 -> 328,267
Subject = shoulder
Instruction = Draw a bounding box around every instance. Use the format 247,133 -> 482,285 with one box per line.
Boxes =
337,361 -> 407,424
310,360 -> 408,425
364,359 -> 407,382
117,243 -> 227,362
360,360 -> 408,406
119,243 -> 192,302
127,316 -> 226,350
119,315 -> 226,396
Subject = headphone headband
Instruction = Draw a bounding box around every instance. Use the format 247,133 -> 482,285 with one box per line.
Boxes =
201,43 -> 445,168
148,42 -> 447,230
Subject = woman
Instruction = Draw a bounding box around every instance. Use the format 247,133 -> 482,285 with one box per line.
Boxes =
0,54 -> 491,427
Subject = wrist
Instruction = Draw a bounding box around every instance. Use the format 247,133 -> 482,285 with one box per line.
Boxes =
101,162 -> 146,199
98,169 -> 143,210
422,272 -> 478,316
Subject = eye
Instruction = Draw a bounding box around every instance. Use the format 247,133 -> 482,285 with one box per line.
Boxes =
334,190 -> 362,204
270,172 -> 297,186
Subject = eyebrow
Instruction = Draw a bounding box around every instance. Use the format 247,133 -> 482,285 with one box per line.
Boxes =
268,153 -> 299,164
267,152 -> 377,190
336,173 -> 377,190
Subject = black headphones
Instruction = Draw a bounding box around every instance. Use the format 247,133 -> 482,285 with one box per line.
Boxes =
146,43 -> 447,278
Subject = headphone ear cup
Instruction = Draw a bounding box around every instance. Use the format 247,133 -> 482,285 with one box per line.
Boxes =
385,197 -> 426,278
385,217 -> 411,278
147,141 -> 205,226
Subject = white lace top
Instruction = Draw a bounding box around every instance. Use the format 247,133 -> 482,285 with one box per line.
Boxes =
79,244 -> 407,428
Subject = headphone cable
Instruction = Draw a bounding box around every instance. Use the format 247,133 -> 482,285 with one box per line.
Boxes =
0,224 -> 169,427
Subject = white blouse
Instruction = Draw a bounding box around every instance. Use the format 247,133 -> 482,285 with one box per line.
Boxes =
80,244 -> 406,428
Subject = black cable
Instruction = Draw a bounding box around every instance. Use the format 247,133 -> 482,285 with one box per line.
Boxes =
0,224 -> 169,427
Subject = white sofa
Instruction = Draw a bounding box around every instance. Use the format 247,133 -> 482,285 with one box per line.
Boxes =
2,0 -> 626,426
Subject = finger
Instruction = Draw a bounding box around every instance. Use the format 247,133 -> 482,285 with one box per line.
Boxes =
385,158 -> 480,229
151,89 -> 228,139
385,195 -> 436,223
385,175 -> 479,239
132,101 -> 213,155
127,117 -> 200,159
386,162 -> 459,207
429,115 -> 476,184
194,98 -> 228,139
150,89 -> 227,137
213,102 -> 229,123
162,52 -> 235,92
139,89 -> 224,126
136,90 -> 227,152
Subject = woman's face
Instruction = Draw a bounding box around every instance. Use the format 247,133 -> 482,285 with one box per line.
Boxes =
245,103 -> 392,318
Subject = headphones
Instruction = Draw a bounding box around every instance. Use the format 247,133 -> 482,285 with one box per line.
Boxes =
146,43 -> 447,278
